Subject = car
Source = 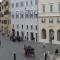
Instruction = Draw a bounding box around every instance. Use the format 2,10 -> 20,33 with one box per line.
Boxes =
16,36 -> 20,41
16,36 -> 23,42
10,35 -> 16,42
24,45 -> 35,57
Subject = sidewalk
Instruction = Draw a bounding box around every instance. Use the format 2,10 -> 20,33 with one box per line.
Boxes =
56,56 -> 60,60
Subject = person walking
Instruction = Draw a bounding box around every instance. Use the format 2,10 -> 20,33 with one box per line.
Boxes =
0,40 -> 1,46
13,53 -> 16,60
45,52 -> 48,60
55,49 -> 58,55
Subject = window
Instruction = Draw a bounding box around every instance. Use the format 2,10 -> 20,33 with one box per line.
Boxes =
26,1 -> 28,6
25,10 -> 29,18
16,14 -> 19,19
20,1 -> 23,7
16,11 -> 19,19
16,2 -> 19,7
11,14 -> 14,19
16,14 -> 19,18
42,4 -> 45,12
41,29 -> 46,39
20,12 -> 24,18
26,25 -> 28,29
21,31 -> 24,38
30,10 -> 33,18
31,25 -> 33,30
13,24 -> 14,28
35,25 -> 37,30
58,4 -> 60,12
17,25 -> 19,29
34,11 -> 38,18
4,10 -> 9,15
2,20 -> 4,24
5,1 -> 8,6
57,17 -> 60,23
57,30 -> 60,41
8,20 -> 10,25
30,1 -> 32,6
50,4 -> 53,12
27,32 -> 28,40
20,13 -> 24,18
35,0 -> 37,5
12,3 -> 14,8
4,20 -> 7,24
17,31 -> 19,36
0,7 -> 1,11
49,18 -> 53,23
41,18 -> 46,23
0,20 -> 1,23
22,25 -> 23,29
49,29 -> 54,41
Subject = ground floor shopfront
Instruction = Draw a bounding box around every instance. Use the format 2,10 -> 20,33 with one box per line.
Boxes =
38,15 -> 60,44
38,24 -> 60,44
11,28 -> 38,42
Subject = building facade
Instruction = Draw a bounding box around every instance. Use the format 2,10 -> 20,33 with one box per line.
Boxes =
38,0 -> 60,44
0,3 -> 2,31
1,0 -> 10,35
9,0 -> 38,42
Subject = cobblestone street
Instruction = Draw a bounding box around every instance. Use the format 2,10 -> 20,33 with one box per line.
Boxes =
0,33 -> 60,60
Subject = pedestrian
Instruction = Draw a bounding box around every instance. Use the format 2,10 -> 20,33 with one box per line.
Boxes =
55,49 -> 58,55
45,52 -> 48,60
0,40 -> 1,46
13,53 -> 16,60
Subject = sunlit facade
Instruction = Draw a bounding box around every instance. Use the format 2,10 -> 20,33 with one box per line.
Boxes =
1,0 -> 10,35
38,0 -> 60,44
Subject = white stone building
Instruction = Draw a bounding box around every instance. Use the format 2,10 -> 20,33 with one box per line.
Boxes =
9,0 -> 38,41
38,0 -> 60,44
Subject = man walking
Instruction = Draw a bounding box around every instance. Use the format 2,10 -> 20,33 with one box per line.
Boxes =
45,52 -> 48,60
13,53 -> 16,60
0,40 -> 1,46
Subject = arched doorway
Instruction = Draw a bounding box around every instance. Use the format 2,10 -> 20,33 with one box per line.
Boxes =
49,29 -> 54,43
36,33 -> 37,42
27,32 -> 28,40
17,31 -> 19,36
41,29 -> 46,39
30,32 -> 34,40
57,30 -> 60,41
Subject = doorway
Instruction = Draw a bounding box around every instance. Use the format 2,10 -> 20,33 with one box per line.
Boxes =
30,32 -> 34,40
36,33 -> 37,42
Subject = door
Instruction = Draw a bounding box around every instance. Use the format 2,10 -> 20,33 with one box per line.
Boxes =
31,32 -> 34,40
36,33 -> 37,42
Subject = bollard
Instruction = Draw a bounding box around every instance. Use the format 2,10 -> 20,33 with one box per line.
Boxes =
14,53 -> 16,60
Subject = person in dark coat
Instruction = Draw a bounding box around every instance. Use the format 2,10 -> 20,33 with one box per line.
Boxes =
0,40 -> 1,46
14,53 -> 16,60
45,52 -> 48,60
55,49 -> 58,55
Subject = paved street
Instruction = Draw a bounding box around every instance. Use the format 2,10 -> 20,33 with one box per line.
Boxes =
0,33 -> 60,60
